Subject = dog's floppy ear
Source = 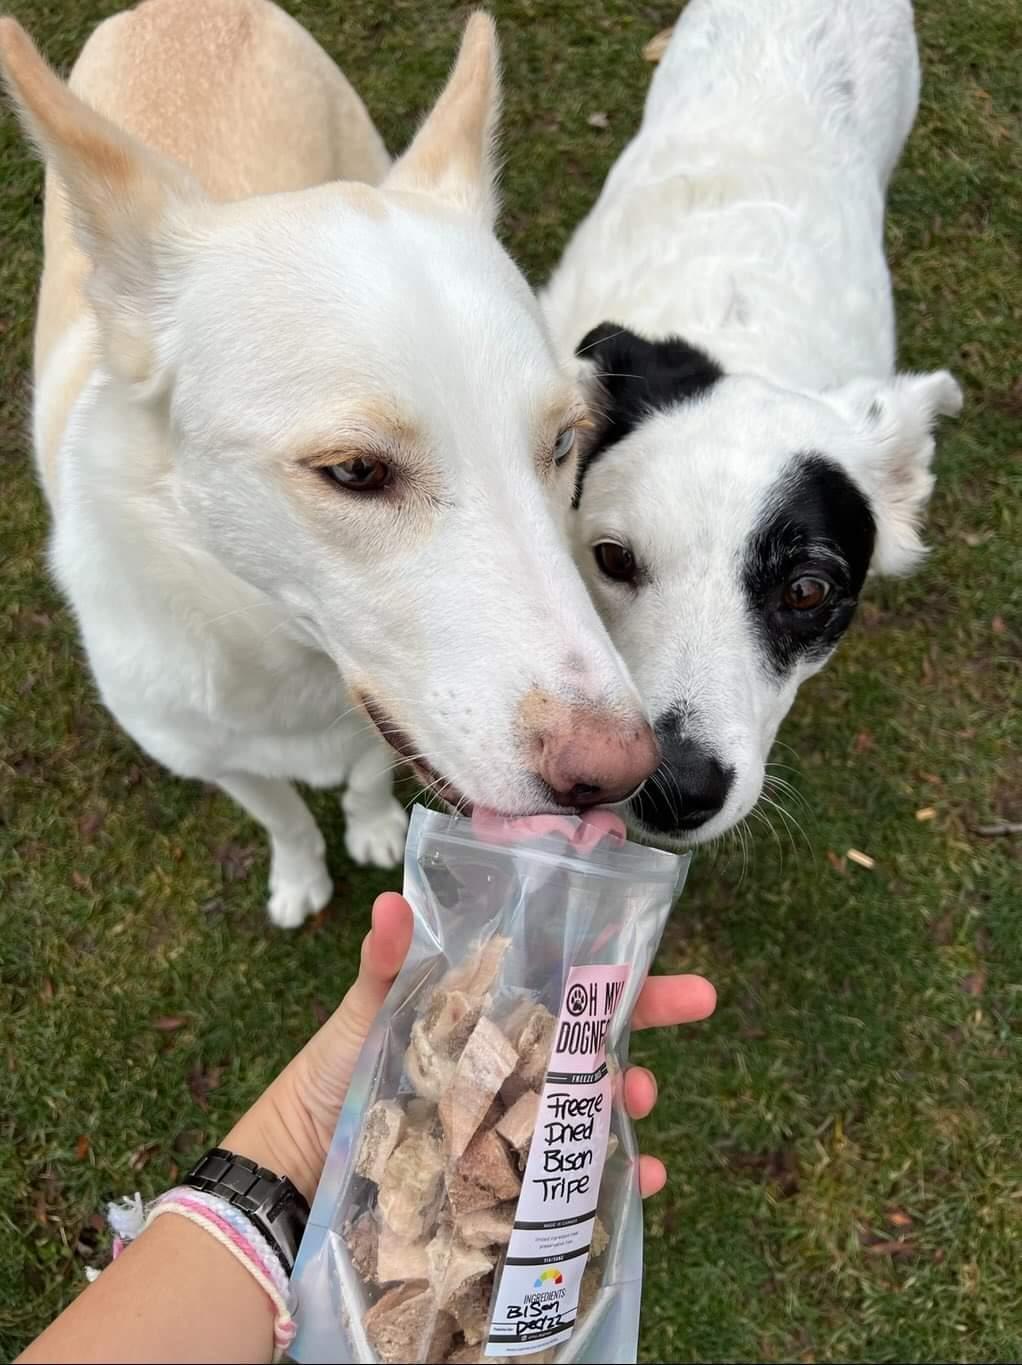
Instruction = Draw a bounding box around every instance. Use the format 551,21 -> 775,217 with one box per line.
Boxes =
383,11 -> 501,225
575,322 -> 723,468
0,17 -> 206,384
828,370 -> 963,576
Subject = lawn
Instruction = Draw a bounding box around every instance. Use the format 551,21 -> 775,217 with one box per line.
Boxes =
1,0 -> 1019,1360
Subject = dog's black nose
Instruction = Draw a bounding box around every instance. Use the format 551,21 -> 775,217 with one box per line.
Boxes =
632,735 -> 735,834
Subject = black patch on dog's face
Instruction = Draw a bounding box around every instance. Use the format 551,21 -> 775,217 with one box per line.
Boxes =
744,453 -> 876,675
574,322 -> 724,506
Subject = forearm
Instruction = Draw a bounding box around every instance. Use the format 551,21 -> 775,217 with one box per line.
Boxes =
18,1074 -> 316,1365
18,1214 -> 275,1365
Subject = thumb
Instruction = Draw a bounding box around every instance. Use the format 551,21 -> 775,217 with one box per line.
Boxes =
292,893 -> 413,1130
343,892 -> 414,1031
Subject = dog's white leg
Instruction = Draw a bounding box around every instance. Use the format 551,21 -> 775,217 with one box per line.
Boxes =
341,744 -> 408,870
218,773 -> 332,929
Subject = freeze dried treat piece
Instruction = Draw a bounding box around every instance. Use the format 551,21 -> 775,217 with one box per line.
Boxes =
376,1222 -> 430,1284
579,1262 -> 603,1316
406,1097 -> 441,1134
438,935 -> 510,1001
500,1003 -> 556,1103
446,1343 -> 482,1365
363,1282 -> 451,1364
422,989 -> 482,1056
445,1340 -> 551,1365
378,1132 -> 445,1240
356,1100 -> 407,1185
439,1017 -> 518,1159
456,1201 -> 515,1249
448,1128 -> 521,1215
406,1023 -> 458,1103
426,1224 -> 494,1307
448,1271 -> 494,1344
344,1210 -> 378,1283
495,1090 -> 539,1152
479,1095 -> 505,1131
590,1215 -> 609,1257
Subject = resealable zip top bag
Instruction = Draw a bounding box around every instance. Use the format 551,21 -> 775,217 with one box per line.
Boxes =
291,804 -> 689,1364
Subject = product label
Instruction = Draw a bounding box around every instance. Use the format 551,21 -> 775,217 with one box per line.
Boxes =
485,964 -> 630,1357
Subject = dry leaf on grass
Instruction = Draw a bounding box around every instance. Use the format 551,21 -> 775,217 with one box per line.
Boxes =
586,111 -> 609,129
846,849 -> 875,870
915,807 -> 937,822
152,1016 -> 187,1032
960,968 -> 987,997
864,1238 -> 916,1258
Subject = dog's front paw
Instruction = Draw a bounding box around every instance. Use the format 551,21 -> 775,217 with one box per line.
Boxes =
344,800 -> 408,869
267,836 -> 332,929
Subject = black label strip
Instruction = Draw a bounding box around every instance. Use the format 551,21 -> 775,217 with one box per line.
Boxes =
544,1062 -> 608,1085
513,1206 -> 597,1232
503,1243 -> 591,1268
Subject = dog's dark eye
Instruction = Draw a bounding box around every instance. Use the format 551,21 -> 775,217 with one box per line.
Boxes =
326,456 -> 391,492
783,575 -> 831,610
553,427 -> 577,466
594,541 -> 637,583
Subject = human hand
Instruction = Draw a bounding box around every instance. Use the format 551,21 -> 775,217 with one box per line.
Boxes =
228,886 -> 715,1202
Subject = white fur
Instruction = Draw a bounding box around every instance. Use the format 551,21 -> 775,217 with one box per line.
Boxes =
542,0 -> 961,844
13,14 -> 651,926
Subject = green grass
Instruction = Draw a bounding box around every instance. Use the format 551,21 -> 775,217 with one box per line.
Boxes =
1,1 -> 1019,1360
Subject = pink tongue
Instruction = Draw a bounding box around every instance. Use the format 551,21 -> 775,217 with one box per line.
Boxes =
471,807 -> 626,850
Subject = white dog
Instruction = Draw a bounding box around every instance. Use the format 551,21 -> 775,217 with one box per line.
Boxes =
541,0 -> 961,846
2,0 -> 656,927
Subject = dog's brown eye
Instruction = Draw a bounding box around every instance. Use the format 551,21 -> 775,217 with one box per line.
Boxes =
783,575 -> 831,610
594,541 -> 637,583
327,456 -> 391,491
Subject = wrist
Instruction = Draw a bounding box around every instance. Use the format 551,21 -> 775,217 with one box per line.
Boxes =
222,1069 -> 323,1204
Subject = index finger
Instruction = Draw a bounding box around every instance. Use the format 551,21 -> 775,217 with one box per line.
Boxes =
631,973 -> 716,1030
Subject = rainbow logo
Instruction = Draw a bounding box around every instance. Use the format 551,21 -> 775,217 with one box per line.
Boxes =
533,1268 -> 564,1289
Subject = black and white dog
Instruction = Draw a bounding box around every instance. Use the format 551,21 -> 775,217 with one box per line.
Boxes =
541,0 -> 961,846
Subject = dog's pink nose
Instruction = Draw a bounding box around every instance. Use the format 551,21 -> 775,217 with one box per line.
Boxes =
521,692 -> 659,808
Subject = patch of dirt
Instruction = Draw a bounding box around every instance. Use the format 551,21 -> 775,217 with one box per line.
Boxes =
719,1144 -> 800,1198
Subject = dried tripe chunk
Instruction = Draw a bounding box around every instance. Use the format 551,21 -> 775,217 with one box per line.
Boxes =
495,1090 -> 539,1153
406,988 -> 483,1103
364,1282 -> 454,1365
447,1128 -> 521,1216
426,1224 -> 494,1307
448,1270 -> 495,1345
500,1002 -> 556,1103
455,1201 -> 515,1249
355,1100 -> 407,1185
376,1221 -> 431,1284
439,1017 -> 518,1159
436,936 -> 510,1000
378,1132 -> 445,1241
343,1210 -> 378,1283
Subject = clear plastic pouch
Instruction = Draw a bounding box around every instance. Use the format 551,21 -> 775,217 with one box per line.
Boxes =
291,804 -> 688,1364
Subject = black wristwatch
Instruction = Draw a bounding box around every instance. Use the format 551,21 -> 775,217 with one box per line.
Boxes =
182,1147 -> 310,1277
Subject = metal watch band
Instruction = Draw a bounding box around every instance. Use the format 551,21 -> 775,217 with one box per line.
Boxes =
182,1147 -> 309,1277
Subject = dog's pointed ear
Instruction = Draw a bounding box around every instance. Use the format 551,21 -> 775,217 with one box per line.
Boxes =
0,17 -> 206,382
383,11 -> 501,225
829,369 -> 963,575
